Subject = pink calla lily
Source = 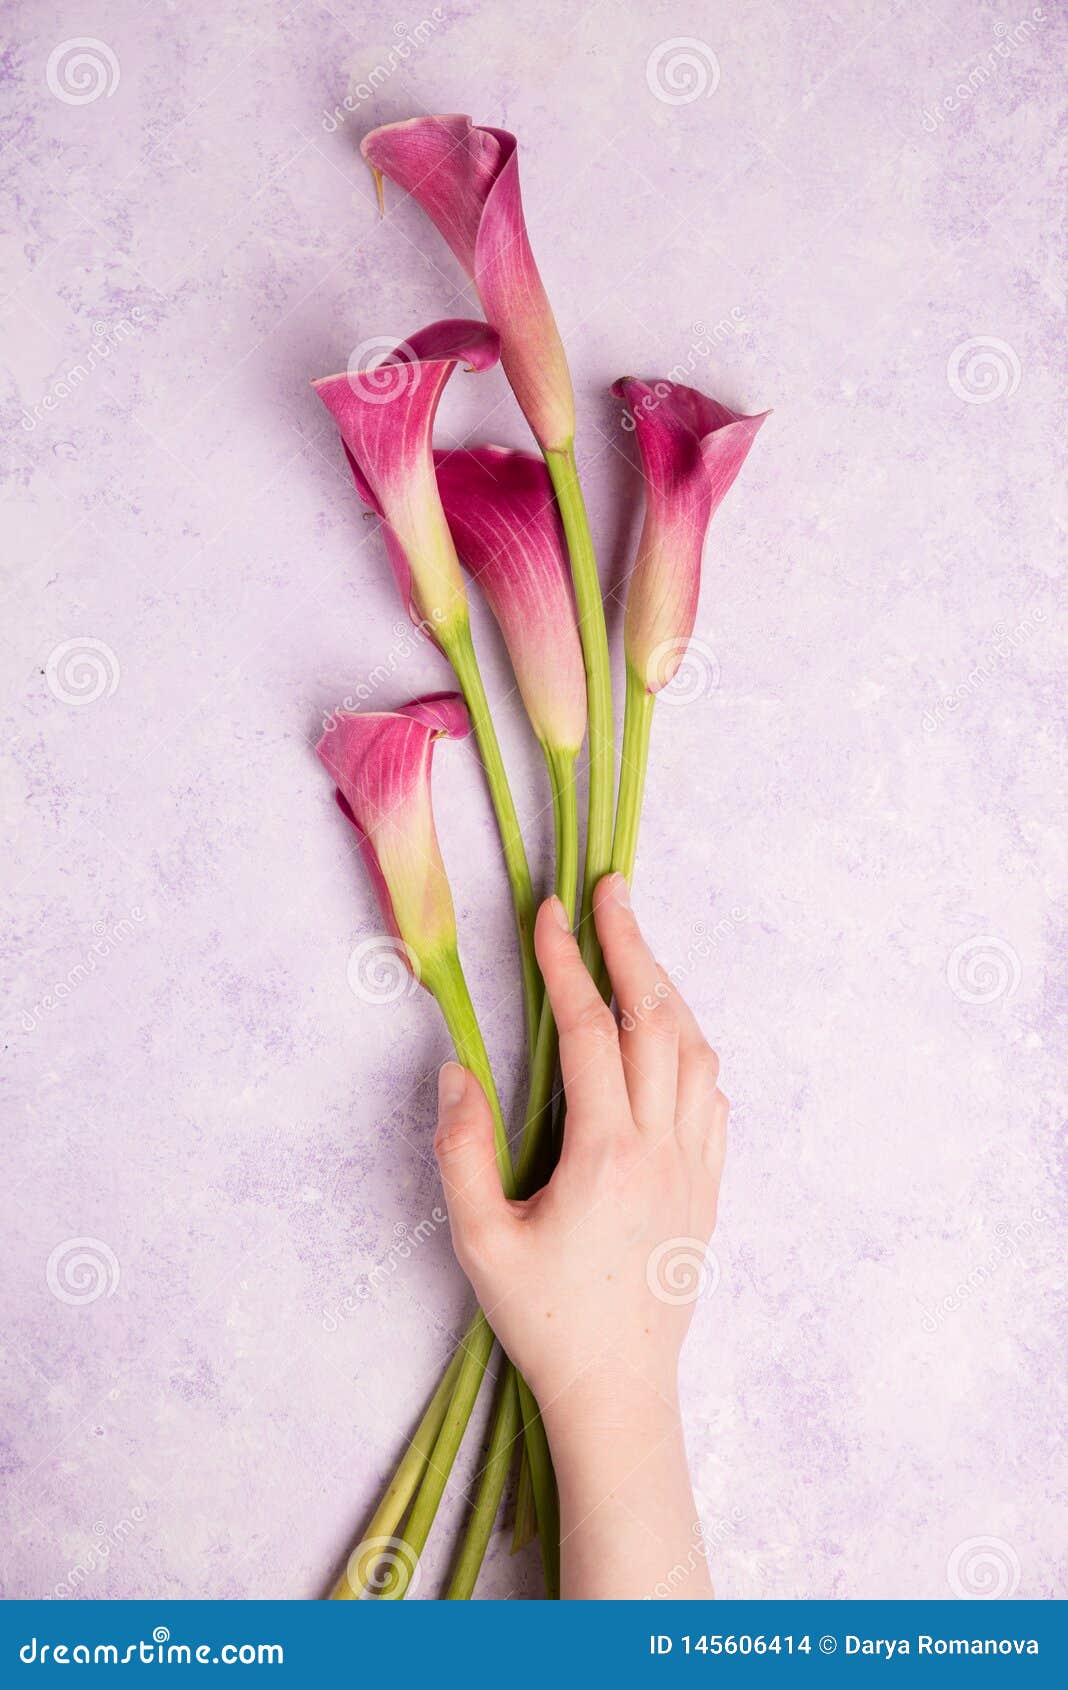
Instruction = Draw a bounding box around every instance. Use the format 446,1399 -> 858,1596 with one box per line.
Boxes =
434,446 -> 586,755
612,377 -> 768,693
362,117 -> 575,455
316,323 -> 544,1052
314,320 -> 500,642
317,692 -> 469,974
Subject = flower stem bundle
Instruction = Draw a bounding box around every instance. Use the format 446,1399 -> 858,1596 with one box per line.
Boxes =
310,114 -> 766,1600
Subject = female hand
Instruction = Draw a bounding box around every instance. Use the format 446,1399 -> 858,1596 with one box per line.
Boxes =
433,873 -> 728,1598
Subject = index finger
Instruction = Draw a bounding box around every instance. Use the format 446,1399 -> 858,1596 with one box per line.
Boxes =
534,897 -> 631,1138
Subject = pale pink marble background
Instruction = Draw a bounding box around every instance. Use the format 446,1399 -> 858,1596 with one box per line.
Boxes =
2,0 -> 1065,1602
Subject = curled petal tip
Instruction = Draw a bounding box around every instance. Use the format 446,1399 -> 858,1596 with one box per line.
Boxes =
403,318 -> 501,371
363,114 -> 574,451
313,318 -> 504,633
619,375 -> 767,695
401,691 -> 470,741
316,701 -> 461,961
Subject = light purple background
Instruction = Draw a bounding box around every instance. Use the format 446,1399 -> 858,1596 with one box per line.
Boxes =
3,0 -> 1064,1602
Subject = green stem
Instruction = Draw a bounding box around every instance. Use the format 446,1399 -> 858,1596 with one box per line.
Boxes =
612,661 -> 655,881
515,1375 -> 560,1593
514,746 -> 576,1193
372,944 -> 560,1597
447,746 -> 577,1595
345,751 -> 581,1604
444,617 -> 541,1059
330,1349 -> 462,1598
510,1429 -> 538,1554
378,1312 -> 496,1594
427,946 -> 515,1194
451,675 -> 654,1597
545,444 -> 614,979
546,744 -> 579,916
446,1367 -> 520,1598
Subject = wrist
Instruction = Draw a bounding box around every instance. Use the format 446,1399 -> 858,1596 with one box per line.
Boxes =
539,1359 -> 681,1467
540,1367 -> 706,1602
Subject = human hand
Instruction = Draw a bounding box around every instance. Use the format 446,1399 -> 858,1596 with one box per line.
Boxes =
433,872 -> 728,1597
435,871 -> 727,1416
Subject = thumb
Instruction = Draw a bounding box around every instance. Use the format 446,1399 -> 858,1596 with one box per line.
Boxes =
433,1062 -> 512,1265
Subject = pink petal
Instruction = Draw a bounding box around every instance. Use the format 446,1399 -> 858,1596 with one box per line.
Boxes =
316,699 -> 465,960
334,790 -> 405,953
403,318 -> 500,371
313,320 -> 499,634
362,115 -> 502,274
700,412 -> 770,514
472,130 -> 575,453
398,691 -> 471,740
314,320 -> 499,507
612,377 -> 767,693
362,116 -> 574,452
435,446 -> 587,751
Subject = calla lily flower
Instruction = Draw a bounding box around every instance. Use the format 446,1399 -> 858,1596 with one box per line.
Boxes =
317,692 -> 469,977
611,377 -> 768,694
362,117 -> 575,454
609,377 -> 768,884
361,115 -> 612,966
316,320 -> 542,1055
313,320 -> 500,643
434,446 -> 586,756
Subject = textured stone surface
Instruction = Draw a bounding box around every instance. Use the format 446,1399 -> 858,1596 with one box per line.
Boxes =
2,0 -> 1064,1602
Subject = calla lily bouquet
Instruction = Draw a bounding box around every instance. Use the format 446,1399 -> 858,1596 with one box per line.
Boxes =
312,114 -> 766,1600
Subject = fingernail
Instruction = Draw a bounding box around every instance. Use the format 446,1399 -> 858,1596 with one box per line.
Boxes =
548,895 -> 570,931
609,873 -> 631,907
438,1062 -> 466,1109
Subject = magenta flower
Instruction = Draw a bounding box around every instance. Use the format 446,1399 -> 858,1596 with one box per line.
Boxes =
362,117 -> 575,454
317,693 -> 469,976
611,377 -> 768,692
314,320 -> 500,642
434,446 -> 586,755
316,321 -> 544,1052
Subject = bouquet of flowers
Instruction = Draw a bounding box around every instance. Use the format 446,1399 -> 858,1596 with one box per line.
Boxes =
312,115 -> 766,1600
